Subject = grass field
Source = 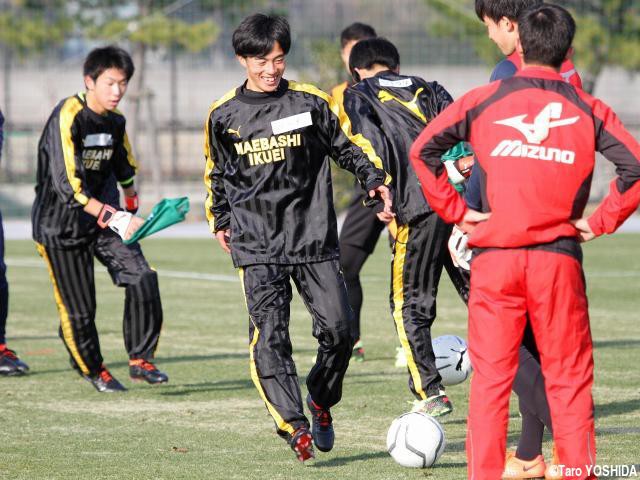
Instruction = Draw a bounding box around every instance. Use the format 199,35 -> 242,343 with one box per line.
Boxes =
3,235 -> 640,479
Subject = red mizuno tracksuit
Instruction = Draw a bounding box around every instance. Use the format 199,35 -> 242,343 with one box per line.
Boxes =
410,67 -> 640,480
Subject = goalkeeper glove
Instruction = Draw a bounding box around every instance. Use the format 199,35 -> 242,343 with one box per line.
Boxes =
448,226 -> 472,271
97,204 -> 133,241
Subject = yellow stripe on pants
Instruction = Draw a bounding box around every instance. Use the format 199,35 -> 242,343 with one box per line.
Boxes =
36,243 -> 91,375
391,225 -> 427,399
239,268 -> 296,436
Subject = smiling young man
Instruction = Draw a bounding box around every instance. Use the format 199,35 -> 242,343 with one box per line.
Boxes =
32,46 -> 167,393
204,14 -> 392,463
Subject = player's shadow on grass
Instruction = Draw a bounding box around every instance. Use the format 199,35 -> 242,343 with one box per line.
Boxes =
312,451 -> 389,466
159,379 -> 254,396
593,339 -> 640,349
595,398 -> 640,418
109,353 -> 247,369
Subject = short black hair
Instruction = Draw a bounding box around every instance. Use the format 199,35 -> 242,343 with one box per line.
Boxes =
232,14 -> 291,57
349,37 -> 400,81
475,0 -> 542,22
83,46 -> 134,81
340,22 -> 377,49
518,4 -> 575,68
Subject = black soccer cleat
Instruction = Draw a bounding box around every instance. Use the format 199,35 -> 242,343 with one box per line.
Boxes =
290,427 -> 315,463
129,359 -> 168,384
0,347 -> 29,376
85,366 -> 127,393
306,394 -> 335,452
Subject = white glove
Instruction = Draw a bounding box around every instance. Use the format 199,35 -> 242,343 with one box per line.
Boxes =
448,226 -> 472,271
108,211 -> 133,240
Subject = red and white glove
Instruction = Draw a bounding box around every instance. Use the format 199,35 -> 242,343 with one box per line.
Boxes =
97,204 -> 133,240
448,225 -> 472,271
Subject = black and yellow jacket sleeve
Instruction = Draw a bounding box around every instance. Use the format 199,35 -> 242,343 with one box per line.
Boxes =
203,79 -> 390,267
343,70 -> 453,224
32,93 -> 135,248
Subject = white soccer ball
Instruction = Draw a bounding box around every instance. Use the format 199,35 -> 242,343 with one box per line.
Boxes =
433,334 -> 472,386
386,412 -> 446,468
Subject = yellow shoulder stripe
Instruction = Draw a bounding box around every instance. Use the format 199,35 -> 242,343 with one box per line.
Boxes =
59,97 -> 88,206
288,80 -> 391,185
122,131 -> 137,172
203,87 -> 237,233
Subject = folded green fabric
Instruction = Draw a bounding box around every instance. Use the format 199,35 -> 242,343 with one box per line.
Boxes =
441,142 -> 473,161
124,197 -> 190,244
441,142 -> 474,193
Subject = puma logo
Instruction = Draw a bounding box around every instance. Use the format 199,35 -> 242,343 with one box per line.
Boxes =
378,87 -> 426,123
227,126 -> 242,138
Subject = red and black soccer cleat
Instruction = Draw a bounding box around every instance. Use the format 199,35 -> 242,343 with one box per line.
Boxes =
290,427 -> 315,463
129,359 -> 168,384
84,365 -> 127,393
0,345 -> 29,376
306,394 -> 335,452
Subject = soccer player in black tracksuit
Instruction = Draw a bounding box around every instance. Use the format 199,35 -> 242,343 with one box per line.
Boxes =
332,22 -> 378,362
342,38 -> 471,418
203,15 -> 392,463
32,46 -> 167,393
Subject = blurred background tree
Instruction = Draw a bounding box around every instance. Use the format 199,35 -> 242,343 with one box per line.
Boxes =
422,0 -> 640,93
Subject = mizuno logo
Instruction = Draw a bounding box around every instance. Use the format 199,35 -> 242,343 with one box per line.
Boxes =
494,102 -> 579,144
227,126 -> 242,138
490,140 -> 575,164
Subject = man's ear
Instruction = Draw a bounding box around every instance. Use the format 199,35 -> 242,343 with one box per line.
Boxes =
84,75 -> 95,91
565,46 -> 575,61
236,55 -> 248,69
501,16 -> 516,32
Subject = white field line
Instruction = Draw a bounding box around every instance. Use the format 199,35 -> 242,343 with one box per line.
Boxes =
6,257 -> 239,283
7,256 -> 640,281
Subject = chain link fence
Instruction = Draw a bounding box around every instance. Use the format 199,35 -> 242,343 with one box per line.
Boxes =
1,0 -> 638,217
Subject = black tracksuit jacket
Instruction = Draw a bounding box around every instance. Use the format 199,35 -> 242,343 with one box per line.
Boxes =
204,79 -> 390,268
343,70 -> 453,225
32,93 -> 137,248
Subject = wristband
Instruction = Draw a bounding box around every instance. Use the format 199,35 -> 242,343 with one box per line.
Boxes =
125,193 -> 139,214
97,204 -> 117,229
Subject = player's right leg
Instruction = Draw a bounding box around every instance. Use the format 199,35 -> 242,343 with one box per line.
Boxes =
391,213 -> 452,416
35,242 -> 125,392
239,264 -> 313,462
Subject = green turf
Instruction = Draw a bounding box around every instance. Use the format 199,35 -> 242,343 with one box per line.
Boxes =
2,235 -> 639,479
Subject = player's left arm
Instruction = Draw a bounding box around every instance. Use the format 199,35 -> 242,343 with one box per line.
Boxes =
112,124 -> 139,213
580,96 -> 640,238
315,89 -> 393,213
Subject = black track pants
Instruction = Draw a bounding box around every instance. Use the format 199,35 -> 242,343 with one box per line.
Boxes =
37,230 -> 163,376
240,260 -> 354,440
391,213 -> 454,399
